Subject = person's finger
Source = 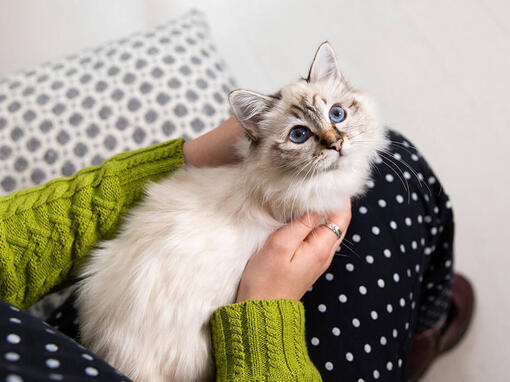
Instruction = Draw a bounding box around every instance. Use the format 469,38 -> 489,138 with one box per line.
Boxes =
305,197 -> 351,251
265,212 -> 323,257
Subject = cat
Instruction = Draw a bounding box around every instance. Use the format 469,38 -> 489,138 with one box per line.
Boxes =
76,42 -> 388,382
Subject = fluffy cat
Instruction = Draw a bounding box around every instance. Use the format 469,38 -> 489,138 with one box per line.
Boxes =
76,42 -> 387,382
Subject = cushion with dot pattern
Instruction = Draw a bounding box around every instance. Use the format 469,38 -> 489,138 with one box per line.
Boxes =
0,9 -> 236,195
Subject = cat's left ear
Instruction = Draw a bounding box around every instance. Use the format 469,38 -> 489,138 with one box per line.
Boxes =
308,41 -> 344,84
229,89 -> 274,141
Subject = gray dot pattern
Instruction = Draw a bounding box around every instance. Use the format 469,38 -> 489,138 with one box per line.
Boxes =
0,10 -> 235,195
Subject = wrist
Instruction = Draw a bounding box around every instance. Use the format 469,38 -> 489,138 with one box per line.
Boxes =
183,115 -> 243,167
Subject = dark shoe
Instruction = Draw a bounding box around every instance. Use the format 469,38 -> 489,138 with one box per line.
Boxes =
407,273 -> 475,381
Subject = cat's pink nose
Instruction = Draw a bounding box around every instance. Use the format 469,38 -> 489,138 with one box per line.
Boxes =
329,140 -> 343,152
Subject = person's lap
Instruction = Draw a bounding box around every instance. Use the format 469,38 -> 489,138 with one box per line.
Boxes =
302,129 -> 453,381
0,129 -> 454,382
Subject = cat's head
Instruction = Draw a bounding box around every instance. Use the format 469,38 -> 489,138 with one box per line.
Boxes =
229,42 -> 386,202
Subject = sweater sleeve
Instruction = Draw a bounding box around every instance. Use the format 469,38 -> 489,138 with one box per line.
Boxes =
210,299 -> 322,382
0,138 -> 185,309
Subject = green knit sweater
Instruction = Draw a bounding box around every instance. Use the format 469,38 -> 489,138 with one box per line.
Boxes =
0,138 -> 321,381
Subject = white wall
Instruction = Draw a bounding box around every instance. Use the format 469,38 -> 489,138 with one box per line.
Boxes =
1,1 -> 509,380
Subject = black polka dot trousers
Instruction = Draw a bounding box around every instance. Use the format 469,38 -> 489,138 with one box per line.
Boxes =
0,130 -> 454,382
303,130 -> 454,381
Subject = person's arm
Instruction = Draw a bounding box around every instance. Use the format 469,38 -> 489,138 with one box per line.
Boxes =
0,115 -> 243,310
210,203 -> 352,381
0,138 -> 186,309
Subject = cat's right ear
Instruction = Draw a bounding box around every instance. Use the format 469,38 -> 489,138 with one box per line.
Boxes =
229,89 -> 273,141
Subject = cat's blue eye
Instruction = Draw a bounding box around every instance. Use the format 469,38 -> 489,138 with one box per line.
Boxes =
329,105 -> 346,123
289,126 -> 310,144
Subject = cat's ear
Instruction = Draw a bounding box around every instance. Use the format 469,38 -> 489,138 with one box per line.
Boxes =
229,89 -> 273,140
308,41 -> 344,84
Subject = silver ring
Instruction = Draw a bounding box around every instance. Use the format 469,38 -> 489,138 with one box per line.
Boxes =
325,222 -> 342,239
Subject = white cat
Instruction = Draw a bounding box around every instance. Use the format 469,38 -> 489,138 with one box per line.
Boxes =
76,42 -> 387,382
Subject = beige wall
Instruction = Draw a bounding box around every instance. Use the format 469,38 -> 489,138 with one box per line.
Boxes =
1,1 -> 509,380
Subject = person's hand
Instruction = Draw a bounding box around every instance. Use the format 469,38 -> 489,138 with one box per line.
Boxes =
236,197 -> 351,302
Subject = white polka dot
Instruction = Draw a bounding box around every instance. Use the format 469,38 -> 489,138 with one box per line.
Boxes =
338,294 -> 348,303
412,241 -> 418,249
405,217 -> 412,226
55,312 -> 62,319
446,200 -> 452,208
332,327 -> 341,336
400,244 -> 406,253
383,249 -> 391,258
45,328 -> 56,335
359,206 -> 368,214
418,173 -> 424,181
6,375 -> 23,382
352,318 -> 360,328
377,279 -> 385,288
374,155 -> 383,164
405,322 -> 410,330
346,352 -> 354,362
398,358 -> 403,367
403,171 -> 411,179
81,353 -> 93,361
307,286 -> 313,292
445,260 -> 452,268
395,194 -> 404,203
345,263 -> 354,271
358,379 -> 365,382
412,192 -> 418,201
393,153 -> 402,160
6,334 -> 20,344
389,221 -> 397,230
407,268 -> 412,277
387,361 -> 394,371
411,153 -> 419,161
8,318 -> 21,324
380,336 -> 387,345
352,234 -> 361,242
49,374 -> 63,381
46,358 -> 60,369
318,304 -> 327,312
387,304 -> 393,313
371,226 -> 380,235
399,298 -> 406,307
373,369 -> 380,379
424,215 -> 432,223
365,255 -> 374,264
415,264 -> 421,272
4,352 -> 19,362
45,344 -> 58,352
311,337 -> 320,346
428,176 -> 436,184
359,286 -> 367,295
431,227 -> 438,235
393,273 -> 400,282
364,344 -> 372,353
325,272 -> 334,281
85,367 -> 99,377
417,215 -> 423,223
385,174 -> 394,182
378,199 -> 387,207
393,329 -> 398,338
9,306 -> 20,312
366,180 -> 375,188
370,311 -> 378,320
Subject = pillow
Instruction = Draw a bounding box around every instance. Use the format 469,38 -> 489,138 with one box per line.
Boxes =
0,9 -> 236,196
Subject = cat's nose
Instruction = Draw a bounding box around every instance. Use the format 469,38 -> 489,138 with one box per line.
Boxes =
329,139 -> 343,152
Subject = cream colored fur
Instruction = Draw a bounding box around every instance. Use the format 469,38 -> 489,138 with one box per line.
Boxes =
76,42 -> 387,382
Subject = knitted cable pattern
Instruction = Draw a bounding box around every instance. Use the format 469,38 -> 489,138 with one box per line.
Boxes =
210,300 -> 322,381
0,138 -> 185,309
